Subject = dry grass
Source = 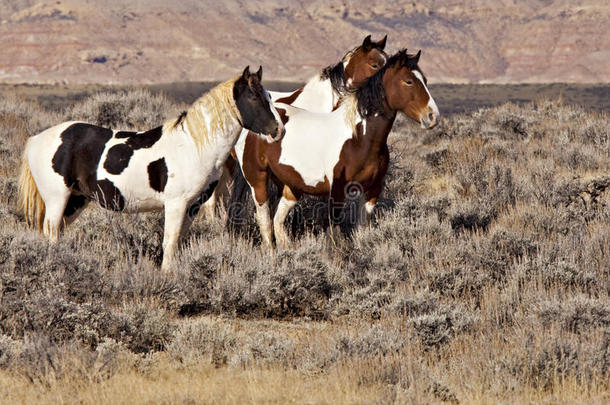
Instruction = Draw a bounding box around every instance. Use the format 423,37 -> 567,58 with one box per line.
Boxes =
0,89 -> 608,404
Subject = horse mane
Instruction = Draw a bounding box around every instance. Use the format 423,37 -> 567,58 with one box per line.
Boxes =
162,77 -> 239,149
320,62 -> 346,95
352,49 -> 420,119
318,43 -> 364,96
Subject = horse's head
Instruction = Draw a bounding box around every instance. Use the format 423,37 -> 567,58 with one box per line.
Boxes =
233,66 -> 285,142
343,35 -> 388,89
383,49 -> 439,129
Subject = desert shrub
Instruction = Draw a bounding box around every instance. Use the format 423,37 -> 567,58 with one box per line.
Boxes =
336,323 -> 407,357
409,304 -> 478,347
518,333 -> 609,391
0,334 -> 21,369
65,88 -> 178,130
539,259 -> 599,293
119,304 -> 172,353
535,297 -> 610,333
0,94 -> 61,138
177,235 -> 341,318
167,318 -> 237,366
0,92 -> 608,402
105,258 -> 182,307
449,200 -> 493,232
241,331 -> 297,367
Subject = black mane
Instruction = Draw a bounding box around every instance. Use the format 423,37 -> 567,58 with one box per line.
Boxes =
320,62 -> 346,95
356,49 -> 421,118
172,111 -> 188,128
320,40 -> 388,97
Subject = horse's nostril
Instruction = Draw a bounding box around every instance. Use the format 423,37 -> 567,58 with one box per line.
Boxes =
428,112 -> 435,121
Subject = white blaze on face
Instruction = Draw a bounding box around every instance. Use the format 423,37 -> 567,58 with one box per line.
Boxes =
264,89 -> 282,135
412,70 -> 439,123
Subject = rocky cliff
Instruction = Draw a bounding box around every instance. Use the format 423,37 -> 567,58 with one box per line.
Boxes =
0,0 -> 607,84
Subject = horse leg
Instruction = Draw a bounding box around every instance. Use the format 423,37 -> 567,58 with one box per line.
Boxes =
328,182 -> 347,242
43,194 -> 70,242
161,199 -> 188,271
357,195 -> 378,228
62,194 -> 90,227
357,171 -> 385,229
35,182 -> 70,242
273,186 -> 300,247
201,186 -> 218,219
248,170 -> 274,247
202,159 -> 234,220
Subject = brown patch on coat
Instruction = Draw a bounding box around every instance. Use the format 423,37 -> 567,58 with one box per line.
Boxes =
275,87 -> 304,105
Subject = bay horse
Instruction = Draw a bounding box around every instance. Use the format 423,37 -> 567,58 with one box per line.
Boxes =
18,66 -> 284,269
202,34 -> 388,218
234,50 -> 439,246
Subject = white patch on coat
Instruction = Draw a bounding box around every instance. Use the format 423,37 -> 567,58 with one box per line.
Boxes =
276,102 -> 355,187
25,121 -> 82,206
270,75 -> 335,113
264,89 -> 282,128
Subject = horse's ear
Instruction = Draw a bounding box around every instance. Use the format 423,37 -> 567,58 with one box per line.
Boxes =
398,49 -> 408,63
242,66 -> 251,80
377,35 -> 387,50
362,35 -> 372,51
414,50 -> 421,64
255,66 -> 263,81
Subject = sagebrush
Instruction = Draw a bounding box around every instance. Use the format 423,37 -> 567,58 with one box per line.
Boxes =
0,90 -> 608,404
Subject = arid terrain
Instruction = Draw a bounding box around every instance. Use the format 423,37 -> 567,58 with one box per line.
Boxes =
0,85 -> 608,403
0,1 -> 609,403
0,0 -> 608,84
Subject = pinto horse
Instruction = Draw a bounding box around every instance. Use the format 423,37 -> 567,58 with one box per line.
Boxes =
18,66 -> 284,269
234,50 -> 439,246
202,34 -> 388,218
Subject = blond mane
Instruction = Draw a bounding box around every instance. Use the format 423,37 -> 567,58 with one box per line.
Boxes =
338,93 -> 359,132
162,77 -> 240,150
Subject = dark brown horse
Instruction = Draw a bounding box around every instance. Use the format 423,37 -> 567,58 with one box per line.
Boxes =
202,35 -> 388,219
234,50 -> 440,246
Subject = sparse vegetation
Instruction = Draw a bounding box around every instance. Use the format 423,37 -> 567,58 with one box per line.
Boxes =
0,90 -> 608,404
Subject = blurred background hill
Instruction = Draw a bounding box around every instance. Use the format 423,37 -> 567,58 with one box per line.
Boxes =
1,0 -> 608,84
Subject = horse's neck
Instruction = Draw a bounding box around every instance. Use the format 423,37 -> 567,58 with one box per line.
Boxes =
188,104 -> 242,164
297,75 -> 338,111
275,75 -> 337,112
353,110 -> 397,156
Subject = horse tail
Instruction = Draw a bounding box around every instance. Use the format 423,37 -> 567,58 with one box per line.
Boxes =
18,140 -> 45,230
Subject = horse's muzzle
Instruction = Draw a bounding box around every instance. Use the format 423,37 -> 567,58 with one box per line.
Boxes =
264,125 -> 285,143
421,109 -> 439,129
273,126 -> 286,142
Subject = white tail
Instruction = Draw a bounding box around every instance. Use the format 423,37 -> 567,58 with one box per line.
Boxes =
18,140 -> 45,230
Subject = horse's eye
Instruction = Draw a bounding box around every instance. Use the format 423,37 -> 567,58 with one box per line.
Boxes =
370,64 -> 379,69
403,80 -> 413,86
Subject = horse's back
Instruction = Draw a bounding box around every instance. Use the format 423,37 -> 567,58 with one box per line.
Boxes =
29,121 -> 85,148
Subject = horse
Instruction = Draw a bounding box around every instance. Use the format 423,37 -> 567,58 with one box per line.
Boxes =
233,50 -> 439,246
18,66 -> 285,270
201,34 -> 388,219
